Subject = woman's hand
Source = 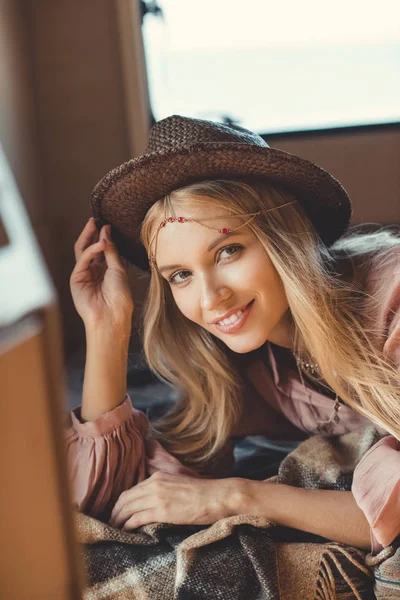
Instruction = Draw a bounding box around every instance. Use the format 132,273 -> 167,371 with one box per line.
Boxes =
110,472 -> 372,549
109,471 -> 245,530
70,218 -> 134,329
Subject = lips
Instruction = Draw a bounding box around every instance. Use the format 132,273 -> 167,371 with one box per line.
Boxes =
209,301 -> 253,325
212,300 -> 254,334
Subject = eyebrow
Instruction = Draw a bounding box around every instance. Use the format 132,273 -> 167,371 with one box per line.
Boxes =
157,230 -> 245,275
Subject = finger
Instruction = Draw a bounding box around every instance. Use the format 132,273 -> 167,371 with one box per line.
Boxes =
71,239 -> 107,279
110,479 -> 158,525
74,218 -> 98,262
111,496 -> 153,529
111,474 -> 176,528
89,225 -> 105,265
122,510 -> 157,531
101,226 -> 125,270
110,489 -> 148,522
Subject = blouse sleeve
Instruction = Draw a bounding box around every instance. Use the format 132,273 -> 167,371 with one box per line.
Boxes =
65,394 -> 198,522
352,255 -> 400,552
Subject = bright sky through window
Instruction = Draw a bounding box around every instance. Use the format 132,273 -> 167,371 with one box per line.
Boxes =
142,0 -> 400,133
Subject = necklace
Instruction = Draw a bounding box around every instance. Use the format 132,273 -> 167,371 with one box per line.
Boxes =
293,352 -> 341,435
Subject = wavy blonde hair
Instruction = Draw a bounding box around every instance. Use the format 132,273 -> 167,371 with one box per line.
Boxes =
139,178 -> 400,472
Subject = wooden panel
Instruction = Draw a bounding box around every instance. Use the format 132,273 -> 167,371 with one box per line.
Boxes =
0,127 -> 85,599
0,313 -> 86,599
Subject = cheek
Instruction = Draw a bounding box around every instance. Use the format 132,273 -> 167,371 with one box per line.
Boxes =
245,254 -> 288,304
172,292 -> 201,323
233,253 -> 273,289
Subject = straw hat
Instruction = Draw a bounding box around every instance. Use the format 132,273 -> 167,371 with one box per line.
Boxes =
90,115 -> 352,271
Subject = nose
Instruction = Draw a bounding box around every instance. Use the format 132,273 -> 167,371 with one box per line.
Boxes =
199,274 -> 232,312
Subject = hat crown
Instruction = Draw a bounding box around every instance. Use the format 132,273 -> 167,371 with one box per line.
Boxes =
146,114 -> 269,154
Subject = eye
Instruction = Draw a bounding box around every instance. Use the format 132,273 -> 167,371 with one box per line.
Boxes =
168,270 -> 192,285
218,244 -> 242,261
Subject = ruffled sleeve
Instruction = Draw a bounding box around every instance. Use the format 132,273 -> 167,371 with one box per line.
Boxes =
352,436 -> 400,552
65,394 -> 198,522
352,250 -> 400,552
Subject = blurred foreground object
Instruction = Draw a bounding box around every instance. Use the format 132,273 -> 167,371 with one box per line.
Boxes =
0,144 -> 86,598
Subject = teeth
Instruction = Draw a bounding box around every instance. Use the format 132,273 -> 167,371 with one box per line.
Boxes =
218,309 -> 244,326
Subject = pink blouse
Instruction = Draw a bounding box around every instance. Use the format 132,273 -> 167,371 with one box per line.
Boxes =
65,245 -> 400,552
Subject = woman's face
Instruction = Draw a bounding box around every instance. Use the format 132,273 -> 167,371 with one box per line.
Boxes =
155,203 -> 292,353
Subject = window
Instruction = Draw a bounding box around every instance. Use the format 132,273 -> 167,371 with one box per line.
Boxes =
142,0 -> 400,133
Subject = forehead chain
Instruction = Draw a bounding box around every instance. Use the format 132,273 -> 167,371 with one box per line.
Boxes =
149,199 -> 297,269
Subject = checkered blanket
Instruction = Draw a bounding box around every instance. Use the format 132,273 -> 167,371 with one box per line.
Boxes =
73,426 -> 395,599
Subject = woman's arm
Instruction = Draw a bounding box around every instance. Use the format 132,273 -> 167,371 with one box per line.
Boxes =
66,321 -> 199,519
233,480 -> 371,550
81,321 -> 131,422
65,321 -> 148,518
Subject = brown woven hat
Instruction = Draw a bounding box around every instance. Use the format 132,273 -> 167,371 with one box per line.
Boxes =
91,114 -> 352,271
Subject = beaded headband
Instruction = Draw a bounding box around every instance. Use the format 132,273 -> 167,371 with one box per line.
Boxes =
149,199 -> 297,269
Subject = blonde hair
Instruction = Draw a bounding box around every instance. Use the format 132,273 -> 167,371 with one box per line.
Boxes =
139,178 -> 400,472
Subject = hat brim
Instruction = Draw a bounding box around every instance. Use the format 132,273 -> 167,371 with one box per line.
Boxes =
91,142 -> 352,271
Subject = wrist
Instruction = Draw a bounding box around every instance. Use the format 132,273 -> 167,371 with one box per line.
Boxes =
84,324 -> 130,381
84,311 -> 133,337
225,478 -> 263,516
227,478 -> 279,519
85,321 -> 131,346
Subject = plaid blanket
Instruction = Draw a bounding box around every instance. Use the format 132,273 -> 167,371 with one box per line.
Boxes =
73,425 -> 396,599
366,542 -> 400,599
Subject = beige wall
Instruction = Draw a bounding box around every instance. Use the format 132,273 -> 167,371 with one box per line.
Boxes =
1,0 -> 399,361
1,0 -> 149,359
25,0 -> 135,359
0,0 -> 42,221
272,127 -> 400,225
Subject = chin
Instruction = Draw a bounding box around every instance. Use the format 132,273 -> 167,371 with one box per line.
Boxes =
223,333 -> 268,354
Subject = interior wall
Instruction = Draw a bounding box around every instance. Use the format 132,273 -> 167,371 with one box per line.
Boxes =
1,0 -> 150,360
0,0 -> 42,225
1,0 -> 399,364
271,127 -> 400,225
25,0 -> 136,359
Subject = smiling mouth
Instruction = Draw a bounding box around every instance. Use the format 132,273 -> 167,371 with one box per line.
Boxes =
212,300 -> 254,334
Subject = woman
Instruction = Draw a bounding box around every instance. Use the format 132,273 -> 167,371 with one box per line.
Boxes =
66,115 -> 400,555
